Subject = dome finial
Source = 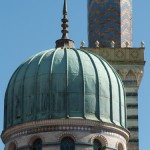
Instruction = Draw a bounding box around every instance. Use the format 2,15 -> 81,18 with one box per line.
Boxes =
55,0 -> 74,48
62,0 -> 68,39
63,0 -> 67,14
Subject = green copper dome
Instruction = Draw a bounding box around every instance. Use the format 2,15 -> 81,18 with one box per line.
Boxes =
4,48 -> 126,130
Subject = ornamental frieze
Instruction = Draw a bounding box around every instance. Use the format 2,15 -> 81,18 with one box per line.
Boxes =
84,47 -> 144,63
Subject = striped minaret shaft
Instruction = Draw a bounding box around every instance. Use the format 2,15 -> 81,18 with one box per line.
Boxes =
88,0 -> 132,47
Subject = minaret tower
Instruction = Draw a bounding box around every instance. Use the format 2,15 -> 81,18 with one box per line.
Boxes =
83,0 -> 145,150
88,0 -> 132,47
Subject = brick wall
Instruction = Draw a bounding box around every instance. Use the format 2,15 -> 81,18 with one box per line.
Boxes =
88,0 -> 132,47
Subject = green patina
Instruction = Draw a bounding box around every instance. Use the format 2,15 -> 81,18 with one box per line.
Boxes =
4,48 -> 126,130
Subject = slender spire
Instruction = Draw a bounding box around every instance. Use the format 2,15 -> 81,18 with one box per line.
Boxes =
55,0 -> 74,48
63,0 -> 67,14
61,0 -> 69,39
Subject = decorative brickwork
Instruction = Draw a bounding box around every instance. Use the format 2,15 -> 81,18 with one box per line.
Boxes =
88,0 -> 132,47
90,135 -> 108,147
2,119 -> 129,143
2,119 -> 129,150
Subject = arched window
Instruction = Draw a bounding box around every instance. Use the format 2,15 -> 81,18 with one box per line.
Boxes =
60,137 -> 75,150
8,143 -> 16,150
94,139 -> 102,150
32,139 -> 42,150
118,143 -> 124,150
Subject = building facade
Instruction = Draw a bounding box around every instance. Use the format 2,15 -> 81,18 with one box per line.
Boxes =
1,0 -> 144,150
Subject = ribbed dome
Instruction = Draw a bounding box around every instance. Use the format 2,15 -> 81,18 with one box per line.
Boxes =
4,48 -> 126,130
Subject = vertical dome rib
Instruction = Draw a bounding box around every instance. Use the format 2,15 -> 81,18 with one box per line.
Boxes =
118,77 -> 127,127
97,57 -> 114,124
38,50 -> 50,65
99,58 -> 119,125
65,48 -> 69,117
99,57 -> 126,127
49,48 -> 59,118
90,54 -> 115,124
22,53 -> 39,122
110,67 -> 122,126
111,68 -> 123,127
12,64 -> 24,126
113,71 -> 127,127
35,50 -> 50,120
5,65 -> 23,128
80,49 -> 101,120
18,61 -> 32,124
73,48 -> 86,118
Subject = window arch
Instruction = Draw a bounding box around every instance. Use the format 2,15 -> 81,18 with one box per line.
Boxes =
94,139 -> 102,150
32,139 -> 42,150
8,142 -> 16,150
118,143 -> 124,150
60,137 -> 75,150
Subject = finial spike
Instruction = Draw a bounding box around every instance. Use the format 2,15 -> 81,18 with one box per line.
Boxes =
55,0 -> 74,48
61,0 -> 69,39
63,0 -> 67,15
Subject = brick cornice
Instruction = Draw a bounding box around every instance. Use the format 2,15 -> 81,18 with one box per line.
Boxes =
1,119 -> 129,143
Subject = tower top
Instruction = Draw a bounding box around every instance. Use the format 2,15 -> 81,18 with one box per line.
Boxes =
88,0 -> 132,48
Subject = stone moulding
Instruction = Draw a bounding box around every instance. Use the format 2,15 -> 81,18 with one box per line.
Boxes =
1,119 -> 129,143
82,47 -> 145,64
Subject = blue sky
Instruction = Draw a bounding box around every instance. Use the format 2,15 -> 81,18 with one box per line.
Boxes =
0,0 -> 150,149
